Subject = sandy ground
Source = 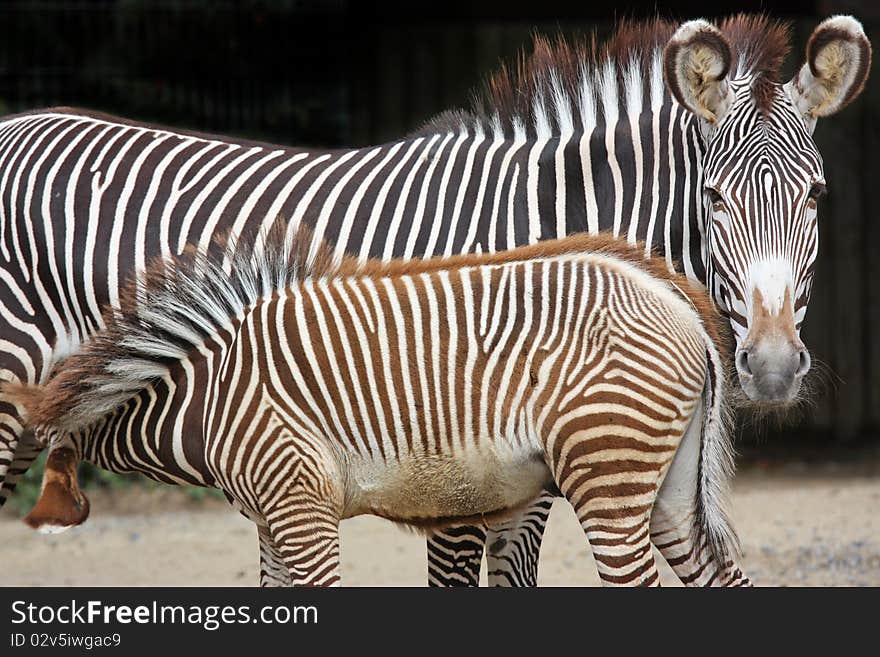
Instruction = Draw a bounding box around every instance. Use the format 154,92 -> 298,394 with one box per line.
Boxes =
2,457 -> 879,586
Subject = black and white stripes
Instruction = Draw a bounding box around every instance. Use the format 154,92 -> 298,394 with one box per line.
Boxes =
0,15 -> 870,587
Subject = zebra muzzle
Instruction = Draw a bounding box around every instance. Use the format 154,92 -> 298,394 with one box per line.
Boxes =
736,287 -> 810,403
736,337 -> 810,403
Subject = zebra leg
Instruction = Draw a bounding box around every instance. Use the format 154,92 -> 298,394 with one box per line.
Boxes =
1,342 -> 51,506
580,515 -> 660,586
553,447 -> 661,586
650,512 -> 751,586
484,490 -> 555,587
0,385 -> 38,506
650,411 -> 751,587
255,439 -> 344,587
261,490 -> 342,586
257,524 -> 292,587
426,526 -> 486,587
426,491 -> 553,587
0,426 -> 45,506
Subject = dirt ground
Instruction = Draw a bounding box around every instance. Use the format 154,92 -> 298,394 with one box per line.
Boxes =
2,456 -> 879,586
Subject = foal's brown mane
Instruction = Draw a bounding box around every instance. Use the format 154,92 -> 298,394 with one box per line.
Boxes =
421,14 -> 791,135
355,229 -> 730,356
7,219 -> 730,433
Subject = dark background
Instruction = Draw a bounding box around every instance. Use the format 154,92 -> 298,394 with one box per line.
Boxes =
0,0 -> 877,448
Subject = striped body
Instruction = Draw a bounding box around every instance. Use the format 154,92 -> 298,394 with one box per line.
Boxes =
13,231 -> 748,587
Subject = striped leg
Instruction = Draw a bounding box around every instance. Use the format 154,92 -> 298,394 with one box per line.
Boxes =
581,517 -> 660,586
255,438 -> 343,587
650,411 -> 752,587
426,492 -> 553,587
553,436 -> 664,587
650,513 -> 751,586
484,491 -> 554,587
0,390 -> 28,506
257,525 -> 292,587
262,491 -> 341,587
427,526 -> 485,587
1,352 -> 48,507
0,427 -> 44,507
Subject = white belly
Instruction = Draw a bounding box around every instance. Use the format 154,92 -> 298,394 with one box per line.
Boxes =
343,443 -> 553,523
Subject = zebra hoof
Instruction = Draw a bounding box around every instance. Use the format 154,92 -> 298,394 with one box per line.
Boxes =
23,445 -> 90,533
24,480 -> 90,533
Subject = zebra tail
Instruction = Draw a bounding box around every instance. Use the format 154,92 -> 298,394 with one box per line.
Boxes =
695,327 -> 741,562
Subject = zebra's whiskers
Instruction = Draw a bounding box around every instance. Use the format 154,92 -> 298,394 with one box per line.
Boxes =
727,360 -> 829,435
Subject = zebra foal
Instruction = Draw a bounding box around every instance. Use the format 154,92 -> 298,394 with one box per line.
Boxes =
7,224 -> 749,586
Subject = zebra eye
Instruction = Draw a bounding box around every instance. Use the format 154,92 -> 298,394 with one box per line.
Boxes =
807,182 -> 826,209
706,188 -> 725,212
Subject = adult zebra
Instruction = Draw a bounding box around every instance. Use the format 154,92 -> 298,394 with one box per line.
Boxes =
0,15 -> 870,585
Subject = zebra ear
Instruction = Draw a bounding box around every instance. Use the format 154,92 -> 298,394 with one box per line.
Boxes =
663,19 -> 735,125
786,16 -> 871,130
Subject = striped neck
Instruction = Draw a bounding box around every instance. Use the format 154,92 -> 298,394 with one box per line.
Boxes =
396,103 -> 708,282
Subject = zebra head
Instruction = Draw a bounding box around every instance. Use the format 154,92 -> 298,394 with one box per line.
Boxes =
664,16 -> 871,403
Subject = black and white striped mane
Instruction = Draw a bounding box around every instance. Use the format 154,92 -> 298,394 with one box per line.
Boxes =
421,14 -> 790,137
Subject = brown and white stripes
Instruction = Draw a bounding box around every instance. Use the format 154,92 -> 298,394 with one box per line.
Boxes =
7,224 -> 749,586
0,15 -> 871,588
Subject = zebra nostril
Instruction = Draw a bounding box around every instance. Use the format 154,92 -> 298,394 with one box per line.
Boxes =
737,350 -> 752,376
795,349 -> 811,377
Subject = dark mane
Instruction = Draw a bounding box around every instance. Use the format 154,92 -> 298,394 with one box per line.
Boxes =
419,14 -> 791,136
